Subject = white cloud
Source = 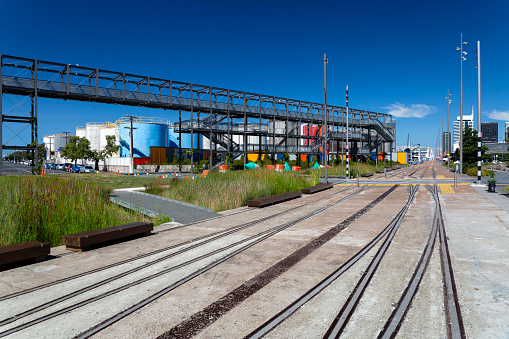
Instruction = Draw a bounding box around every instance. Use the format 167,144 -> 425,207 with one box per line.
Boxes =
383,102 -> 435,118
487,110 -> 509,121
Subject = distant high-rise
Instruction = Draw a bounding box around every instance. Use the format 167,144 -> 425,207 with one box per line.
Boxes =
453,112 -> 474,152
505,122 -> 509,142
442,132 -> 452,155
481,122 -> 498,143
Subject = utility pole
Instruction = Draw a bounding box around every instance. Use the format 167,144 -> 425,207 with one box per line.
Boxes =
441,115 -> 444,162
476,40 -> 482,185
346,85 -> 350,179
445,90 -> 451,154
323,53 -> 328,183
124,115 -> 137,173
63,131 -> 70,146
49,136 -> 54,160
457,34 -> 467,173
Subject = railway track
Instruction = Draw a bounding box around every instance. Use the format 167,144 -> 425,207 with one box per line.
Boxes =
245,184 -> 419,338
0,184 -> 387,338
0,162 -> 465,338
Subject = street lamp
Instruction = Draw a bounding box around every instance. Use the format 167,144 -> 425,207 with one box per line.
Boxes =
476,40 -> 481,185
346,85 -> 350,179
323,53 -> 328,183
445,90 -> 451,154
456,34 -> 467,174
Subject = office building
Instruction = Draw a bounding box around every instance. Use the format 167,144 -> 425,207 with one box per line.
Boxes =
453,112 -> 474,152
442,132 -> 451,155
481,122 -> 498,143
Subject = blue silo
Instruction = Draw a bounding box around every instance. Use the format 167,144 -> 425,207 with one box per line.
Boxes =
169,128 -> 201,149
118,118 -> 169,157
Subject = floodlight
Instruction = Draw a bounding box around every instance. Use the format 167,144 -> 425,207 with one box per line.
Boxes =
456,47 -> 460,51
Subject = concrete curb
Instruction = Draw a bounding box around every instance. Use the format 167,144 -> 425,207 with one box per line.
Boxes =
131,190 -> 215,213
109,196 -> 160,219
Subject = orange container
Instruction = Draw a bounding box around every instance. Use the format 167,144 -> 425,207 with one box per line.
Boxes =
266,165 -> 275,170
292,166 -> 301,171
219,165 -> 229,173
203,170 -> 209,176
275,164 -> 285,171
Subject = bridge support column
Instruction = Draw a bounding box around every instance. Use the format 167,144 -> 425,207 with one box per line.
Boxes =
0,54 -> 3,176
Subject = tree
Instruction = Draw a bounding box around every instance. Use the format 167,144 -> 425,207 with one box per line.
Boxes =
89,135 -> 120,170
458,125 -> 488,172
61,136 -> 92,164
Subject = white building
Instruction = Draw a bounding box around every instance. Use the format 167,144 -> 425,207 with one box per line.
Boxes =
42,134 -> 74,160
453,111 -> 474,152
76,122 -> 118,152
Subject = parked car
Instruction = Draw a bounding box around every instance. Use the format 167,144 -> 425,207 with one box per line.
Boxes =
63,163 -> 72,171
83,165 -> 95,173
56,163 -> 65,170
45,163 -> 54,169
72,164 -> 83,173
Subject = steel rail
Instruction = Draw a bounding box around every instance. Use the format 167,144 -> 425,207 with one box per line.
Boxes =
0,187 -> 355,326
246,185 -> 418,339
377,184 -> 440,338
0,185 -> 353,304
160,185 -> 399,338
0,186 -> 369,338
434,184 -> 466,339
419,161 -> 432,179
74,185 -> 375,339
322,185 -> 419,339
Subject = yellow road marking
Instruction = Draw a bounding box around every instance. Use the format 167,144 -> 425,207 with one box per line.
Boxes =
440,185 -> 455,194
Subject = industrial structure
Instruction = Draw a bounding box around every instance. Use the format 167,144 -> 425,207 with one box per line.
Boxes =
0,55 -> 396,174
42,133 -> 72,160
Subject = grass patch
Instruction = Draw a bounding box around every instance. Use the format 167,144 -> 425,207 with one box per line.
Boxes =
56,172 -> 168,190
301,163 -> 385,177
0,176 -> 168,247
152,169 -> 319,212
465,167 -> 493,177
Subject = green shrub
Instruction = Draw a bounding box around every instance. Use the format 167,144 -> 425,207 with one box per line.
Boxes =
0,176 -> 159,247
153,169 -> 318,212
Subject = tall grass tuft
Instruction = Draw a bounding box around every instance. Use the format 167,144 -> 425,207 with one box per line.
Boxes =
301,163 -> 384,177
156,169 -> 319,212
0,176 -> 154,247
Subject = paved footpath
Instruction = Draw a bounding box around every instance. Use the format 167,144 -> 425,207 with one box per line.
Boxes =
110,188 -> 218,224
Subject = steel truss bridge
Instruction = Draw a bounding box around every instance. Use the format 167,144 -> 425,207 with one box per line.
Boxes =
0,54 -> 396,173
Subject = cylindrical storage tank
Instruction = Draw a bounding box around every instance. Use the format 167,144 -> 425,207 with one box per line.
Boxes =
118,121 -> 168,158
168,128 -> 201,149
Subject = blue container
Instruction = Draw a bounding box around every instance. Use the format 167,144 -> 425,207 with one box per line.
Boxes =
118,122 -> 168,157
169,128 -> 201,149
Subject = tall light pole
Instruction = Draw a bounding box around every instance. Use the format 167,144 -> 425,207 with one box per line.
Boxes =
456,34 -> 467,173
62,131 -> 70,146
323,53 -> 328,183
445,90 -> 451,154
124,115 -> 137,174
346,85 -> 350,179
441,115 -> 444,161
476,40 -> 482,184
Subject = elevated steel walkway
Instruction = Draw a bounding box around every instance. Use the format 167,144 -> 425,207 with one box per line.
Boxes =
1,55 -> 396,173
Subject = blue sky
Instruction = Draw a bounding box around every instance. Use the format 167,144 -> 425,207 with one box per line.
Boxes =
1,0 -> 508,153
